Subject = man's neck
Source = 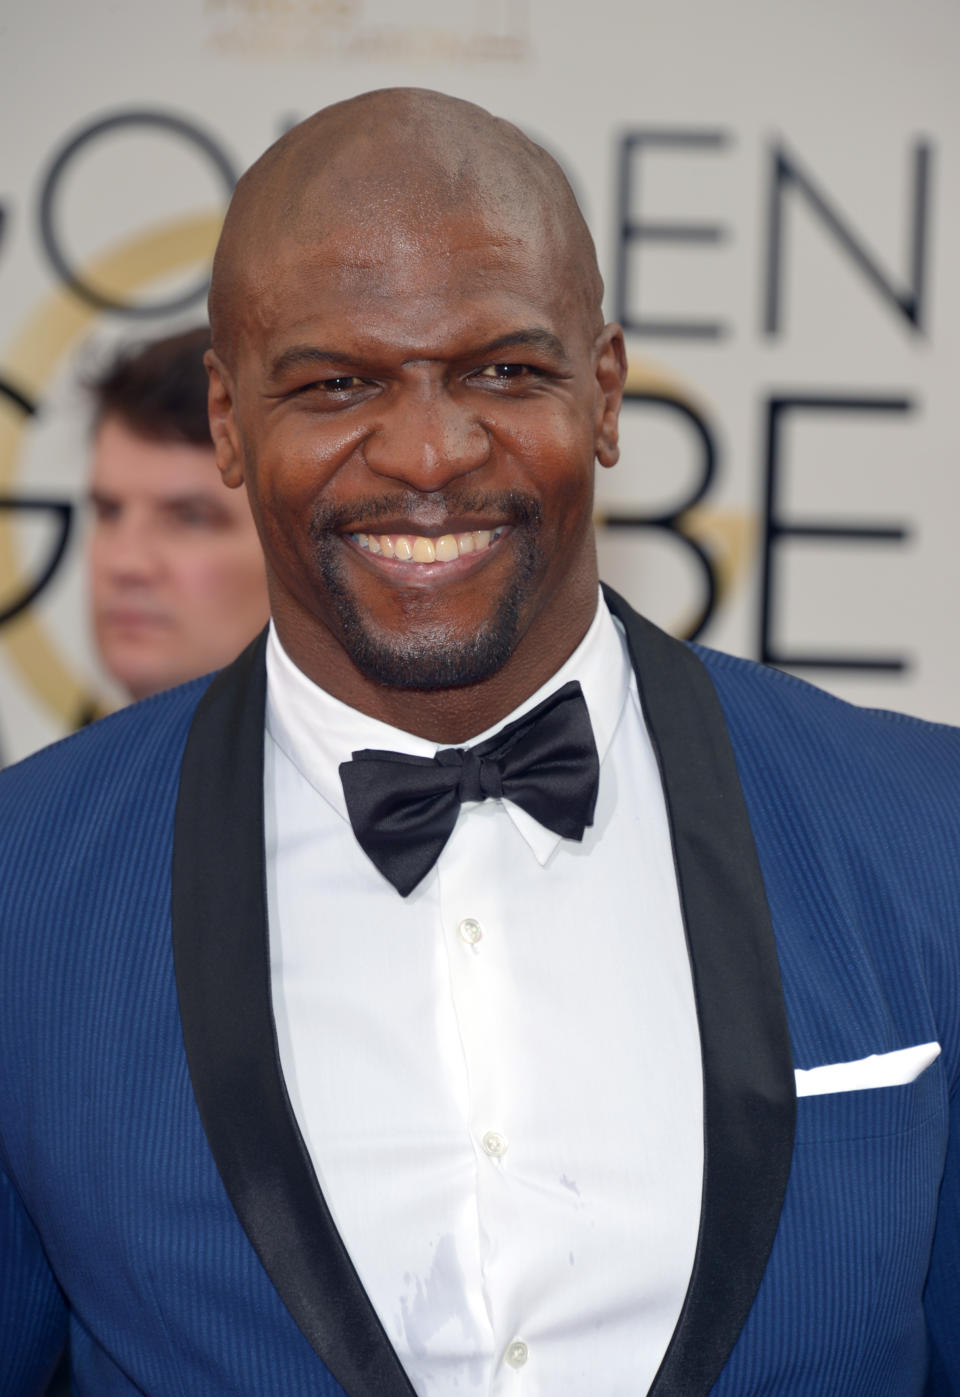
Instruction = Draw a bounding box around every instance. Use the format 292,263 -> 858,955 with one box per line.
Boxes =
272,595 -> 600,746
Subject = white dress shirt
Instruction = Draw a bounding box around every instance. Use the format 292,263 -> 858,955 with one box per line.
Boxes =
265,594 -> 703,1396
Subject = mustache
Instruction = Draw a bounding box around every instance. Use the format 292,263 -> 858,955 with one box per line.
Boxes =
309,489 -> 542,539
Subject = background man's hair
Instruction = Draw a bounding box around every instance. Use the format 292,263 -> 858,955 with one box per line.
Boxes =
89,326 -> 212,447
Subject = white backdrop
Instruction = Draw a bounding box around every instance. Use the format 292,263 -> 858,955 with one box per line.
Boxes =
1,0 -> 957,762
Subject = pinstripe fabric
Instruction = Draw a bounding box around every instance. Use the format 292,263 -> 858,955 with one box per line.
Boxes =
0,613 -> 958,1395
0,1165 -> 66,1393
0,684 -> 349,1395
696,647 -> 959,1396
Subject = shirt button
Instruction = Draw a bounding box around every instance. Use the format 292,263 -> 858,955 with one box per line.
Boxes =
505,1340 -> 529,1369
458,917 -> 483,945
482,1129 -> 508,1158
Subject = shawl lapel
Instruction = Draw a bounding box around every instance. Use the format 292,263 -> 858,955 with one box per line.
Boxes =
172,595 -> 795,1397
604,586 -> 795,1396
172,631 -> 416,1397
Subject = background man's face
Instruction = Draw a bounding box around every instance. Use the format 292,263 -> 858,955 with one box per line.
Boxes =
89,415 -> 270,700
214,205 -> 621,709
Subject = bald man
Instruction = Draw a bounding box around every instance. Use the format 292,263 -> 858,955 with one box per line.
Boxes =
1,90 -> 958,1397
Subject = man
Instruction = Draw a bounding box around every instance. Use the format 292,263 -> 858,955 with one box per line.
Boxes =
87,327 -> 270,701
1,89 -> 957,1396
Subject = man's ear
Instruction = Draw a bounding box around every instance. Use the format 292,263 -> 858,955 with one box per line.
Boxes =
205,349 -> 245,488
593,324 -> 627,470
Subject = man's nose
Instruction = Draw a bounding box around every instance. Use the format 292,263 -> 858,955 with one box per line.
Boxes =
99,517 -> 164,581
361,386 -> 491,490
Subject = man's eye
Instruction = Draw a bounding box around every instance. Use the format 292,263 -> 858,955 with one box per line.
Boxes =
173,505 -> 219,527
476,363 -> 529,380
316,376 -> 364,393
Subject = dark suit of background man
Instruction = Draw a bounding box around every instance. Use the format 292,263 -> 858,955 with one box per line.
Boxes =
2,88 -> 958,1397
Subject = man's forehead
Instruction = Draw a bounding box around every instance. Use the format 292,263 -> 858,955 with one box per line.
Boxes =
246,166 -> 561,292
91,420 -> 217,487
238,245 -> 587,378
259,210 -> 540,294
230,195 -> 594,374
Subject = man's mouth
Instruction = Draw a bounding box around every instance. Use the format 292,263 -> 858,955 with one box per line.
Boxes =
348,525 -> 507,564
100,607 -> 171,629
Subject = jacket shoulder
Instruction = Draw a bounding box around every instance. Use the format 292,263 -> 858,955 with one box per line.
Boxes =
691,641 -> 960,775
691,642 -> 960,979
0,676 -> 213,851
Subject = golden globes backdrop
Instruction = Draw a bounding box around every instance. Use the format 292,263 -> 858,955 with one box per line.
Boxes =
1,0 -> 957,761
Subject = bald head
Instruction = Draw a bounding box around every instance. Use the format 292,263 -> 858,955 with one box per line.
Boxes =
208,88 -> 603,365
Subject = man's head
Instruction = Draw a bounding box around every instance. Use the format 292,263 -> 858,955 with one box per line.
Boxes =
206,89 -> 626,738
88,327 -> 270,701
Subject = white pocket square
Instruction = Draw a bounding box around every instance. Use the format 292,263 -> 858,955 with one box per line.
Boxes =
795,1042 -> 941,1097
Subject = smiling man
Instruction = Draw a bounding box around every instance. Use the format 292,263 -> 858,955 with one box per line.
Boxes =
204,93 -> 621,737
1,90 -> 959,1397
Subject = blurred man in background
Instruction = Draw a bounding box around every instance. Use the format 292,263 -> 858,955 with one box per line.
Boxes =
87,326 -> 270,701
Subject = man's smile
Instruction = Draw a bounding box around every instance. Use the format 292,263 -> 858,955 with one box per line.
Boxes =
348,524 -> 508,567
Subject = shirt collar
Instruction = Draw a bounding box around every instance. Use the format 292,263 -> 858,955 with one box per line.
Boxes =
265,588 -> 633,864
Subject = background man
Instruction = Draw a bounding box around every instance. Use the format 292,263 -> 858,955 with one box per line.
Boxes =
1,89 -> 958,1396
87,326 -> 270,701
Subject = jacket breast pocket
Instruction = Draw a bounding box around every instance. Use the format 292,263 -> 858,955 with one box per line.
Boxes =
793,1053 -> 946,1144
715,1061 -> 949,1395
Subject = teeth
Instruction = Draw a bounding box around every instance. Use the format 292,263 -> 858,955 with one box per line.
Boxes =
435,535 -> 459,562
353,527 -> 504,564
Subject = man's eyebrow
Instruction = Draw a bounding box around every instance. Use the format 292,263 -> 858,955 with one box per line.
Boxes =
468,329 -> 569,363
88,490 -> 226,511
88,488 -> 120,508
267,329 -> 570,380
160,493 -> 228,510
268,346 -> 356,379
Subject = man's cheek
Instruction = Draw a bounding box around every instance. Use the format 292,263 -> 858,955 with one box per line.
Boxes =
173,557 -> 233,608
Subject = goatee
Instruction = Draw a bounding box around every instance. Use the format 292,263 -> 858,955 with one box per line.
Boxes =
308,490 -> 542,690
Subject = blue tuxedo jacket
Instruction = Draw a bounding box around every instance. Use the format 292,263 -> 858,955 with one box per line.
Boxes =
1,590 -> 958,1395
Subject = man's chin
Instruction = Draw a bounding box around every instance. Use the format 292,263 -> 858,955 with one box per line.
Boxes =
315,516 -> 541,692
103,649 -> 187,702
338,619 -> 522,691
119,672 -> 180,702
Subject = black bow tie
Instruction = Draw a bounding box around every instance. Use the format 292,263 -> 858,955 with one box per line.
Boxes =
339,681 -> 600,897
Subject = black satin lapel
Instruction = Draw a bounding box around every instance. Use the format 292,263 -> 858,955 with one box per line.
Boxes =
602,587 -> 796,1397
171,631 -> 416,1397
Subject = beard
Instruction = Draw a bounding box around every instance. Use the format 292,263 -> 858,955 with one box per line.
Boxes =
308,489 -> 543,690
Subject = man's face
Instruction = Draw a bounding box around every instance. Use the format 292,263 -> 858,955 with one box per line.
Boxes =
211,207 -> 624,715
88,415 -> 270,700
